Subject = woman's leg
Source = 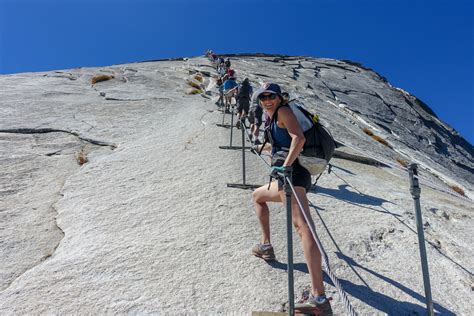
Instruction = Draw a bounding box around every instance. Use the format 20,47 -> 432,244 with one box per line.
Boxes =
279,186 -> 325,296
252,181 -> 281,244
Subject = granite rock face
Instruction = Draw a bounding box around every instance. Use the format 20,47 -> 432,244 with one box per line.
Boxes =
227,55 -> 473,190
0,55 -> 472,315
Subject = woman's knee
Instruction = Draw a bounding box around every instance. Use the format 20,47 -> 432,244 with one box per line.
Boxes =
252,189 -> 266,204
252,190 -> 259,203
254,183 -> 281,204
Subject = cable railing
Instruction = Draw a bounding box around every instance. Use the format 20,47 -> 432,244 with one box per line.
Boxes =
207,52 -> 444,315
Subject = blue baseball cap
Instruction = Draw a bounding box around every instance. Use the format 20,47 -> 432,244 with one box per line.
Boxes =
253,82 -> 282,100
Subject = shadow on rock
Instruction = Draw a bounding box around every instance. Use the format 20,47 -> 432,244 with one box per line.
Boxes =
266,260 -> 309,274
333,252 -> 455,315
311,184 -> 391,207
305,203 -> 454,315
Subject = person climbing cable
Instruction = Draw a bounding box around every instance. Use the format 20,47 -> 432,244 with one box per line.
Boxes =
223,76 -> 238,113
248,93 -> 263,144
235,78 -> 252,129
251,82 -> 333,315
218,62 -> 227,77
215,76 -> 224,107
222,68 -> 236,82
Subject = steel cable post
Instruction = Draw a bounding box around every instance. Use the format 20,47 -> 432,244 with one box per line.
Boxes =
225,120 -> 260,190
408,163 -> 434,316
229,105 -> 234,147
241,122 -> 246,185
283,167 -> 295,316
214,64 -> 356,314
221,97 -> 227,125
245,129 -> 356,313
286,178 -> 358,316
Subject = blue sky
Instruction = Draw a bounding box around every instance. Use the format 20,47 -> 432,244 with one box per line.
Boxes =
1,0 -> 473,144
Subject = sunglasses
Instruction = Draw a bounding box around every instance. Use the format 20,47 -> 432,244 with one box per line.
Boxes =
258,93 -> 278,101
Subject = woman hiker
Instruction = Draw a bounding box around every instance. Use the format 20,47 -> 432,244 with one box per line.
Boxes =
251,82 -> 333,315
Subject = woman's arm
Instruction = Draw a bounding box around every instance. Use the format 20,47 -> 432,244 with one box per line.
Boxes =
278,107 -> 306,167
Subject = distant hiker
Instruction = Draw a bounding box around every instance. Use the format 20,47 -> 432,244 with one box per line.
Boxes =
223,76 -> 238,92
218,63 -> 227,77
223,77 -> 238,113
216,57 -> 225,72
215,77 -> 224,107
228,68 -> 235,79
248,94 -> 263,144
205,49 -> 214,61
211,53 -> 217,62
222,68 -> 236,82
225,58 -> 231,69
251,83 -> 333,315
235,78 -> 252,129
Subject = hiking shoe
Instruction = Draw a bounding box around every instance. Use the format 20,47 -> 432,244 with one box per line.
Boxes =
252,243 -> 275,261
254,139 -> 262,145
295,292 -> 333,316
236,120 -> 241,129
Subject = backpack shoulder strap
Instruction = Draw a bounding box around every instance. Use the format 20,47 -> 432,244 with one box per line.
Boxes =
270,104 -> 289,126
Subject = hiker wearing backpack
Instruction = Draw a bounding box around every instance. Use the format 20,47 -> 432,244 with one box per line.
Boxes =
222,68 -> 236,82
215,77 -> 224,107
248,93 -> 263,144
218,63 -> 227,77
251,83 -> 333,315
235,78 -> 252,129
225,58 -> 231,69
223,77 -> 238,113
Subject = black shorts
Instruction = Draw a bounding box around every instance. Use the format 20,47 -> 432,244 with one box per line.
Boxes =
237,98 -> 250,114
253,106 -> 263,126
274,159 -> 311,192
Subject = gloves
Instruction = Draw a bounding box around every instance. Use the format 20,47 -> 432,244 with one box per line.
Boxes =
270,166 -> 286,178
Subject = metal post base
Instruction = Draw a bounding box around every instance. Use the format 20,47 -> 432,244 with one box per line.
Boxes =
226,183 -> 261,190
218,145 -> 251,150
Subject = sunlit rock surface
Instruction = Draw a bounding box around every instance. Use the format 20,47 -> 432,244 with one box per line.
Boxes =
0,55 -> 472,315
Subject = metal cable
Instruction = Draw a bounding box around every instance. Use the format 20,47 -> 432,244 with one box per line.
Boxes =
337,140 -> 472,203
241,123 -> 271,167
212,57 -> 467,315
241,121 -> 358,314
286,178 -> 358,316
238,99 -> 358,313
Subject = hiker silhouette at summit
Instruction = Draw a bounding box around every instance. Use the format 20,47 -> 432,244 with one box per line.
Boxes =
251,83 -> 333,314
